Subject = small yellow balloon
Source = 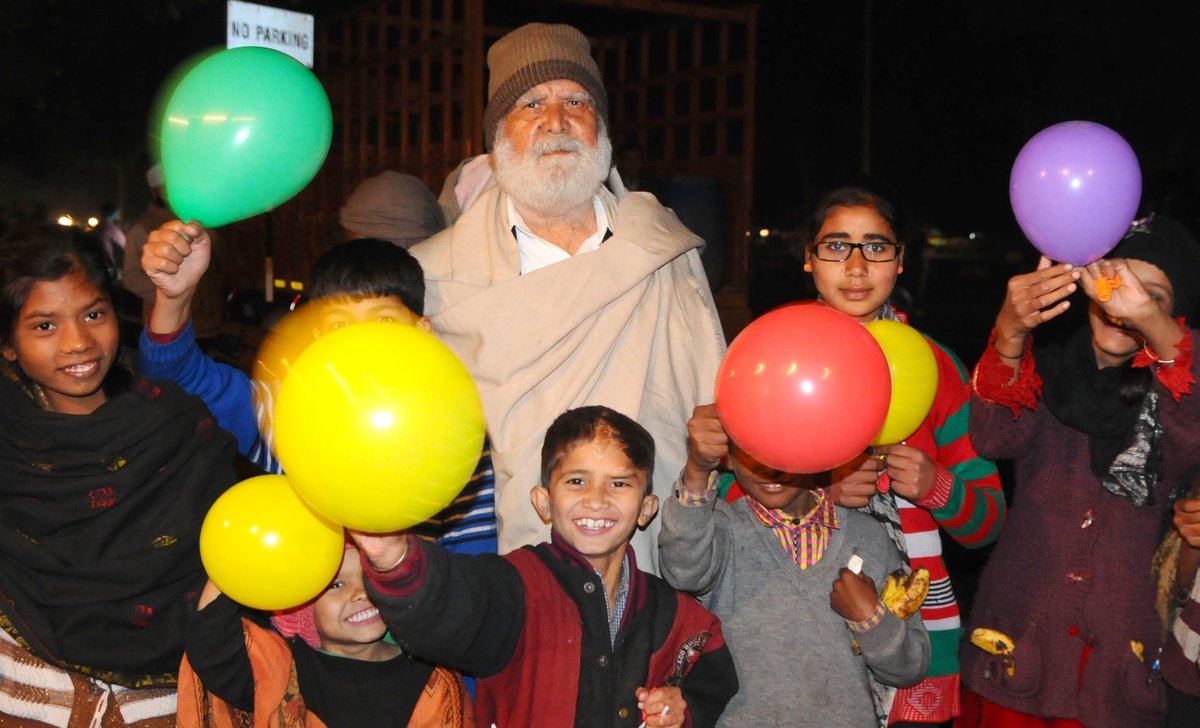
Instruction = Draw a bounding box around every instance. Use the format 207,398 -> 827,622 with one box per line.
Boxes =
865,319 -> 939,446
200,475 -> 344,611
273,321 -> 486,532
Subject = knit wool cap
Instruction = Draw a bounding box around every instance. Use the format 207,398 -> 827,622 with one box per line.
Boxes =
271,602 -> 322,649
339,171 -> 446,249
1109,213 -> 1200,319
482,22 -> 607,151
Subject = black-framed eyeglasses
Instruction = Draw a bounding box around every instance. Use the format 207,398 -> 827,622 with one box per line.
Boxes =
810,240 -> 902,263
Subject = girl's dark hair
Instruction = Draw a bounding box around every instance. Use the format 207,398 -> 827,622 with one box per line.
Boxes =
805,186 -> 909,246
540,406 -> 655,495
308,238 -> 425,315
0,224 -> 116,347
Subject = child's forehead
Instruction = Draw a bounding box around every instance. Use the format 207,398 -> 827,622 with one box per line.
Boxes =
555,433 -> 643,473
321,293 -> 407,309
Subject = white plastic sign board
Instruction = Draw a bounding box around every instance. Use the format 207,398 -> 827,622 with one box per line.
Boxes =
227,1 -> 314,68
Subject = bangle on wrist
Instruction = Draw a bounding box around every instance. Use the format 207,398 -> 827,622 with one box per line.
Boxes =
992,341 -> 1023,360
376,545 -> 409,573
1143,343 -> 1176,366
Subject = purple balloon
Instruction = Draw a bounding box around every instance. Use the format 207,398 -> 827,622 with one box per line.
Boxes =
1010,121 -> 1141,265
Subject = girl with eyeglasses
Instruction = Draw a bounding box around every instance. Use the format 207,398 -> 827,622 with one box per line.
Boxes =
957,215 -> 1200,728
803,186 -> 1007,728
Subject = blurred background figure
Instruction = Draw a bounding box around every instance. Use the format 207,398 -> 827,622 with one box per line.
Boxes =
122,165 -> 175,318
339,171 -> 446,249
95,202 -> 125,273
615,141 -> 660,196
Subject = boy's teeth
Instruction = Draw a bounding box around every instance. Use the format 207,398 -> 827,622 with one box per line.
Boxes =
347,607 -> 379,623
576,518 -> 614,529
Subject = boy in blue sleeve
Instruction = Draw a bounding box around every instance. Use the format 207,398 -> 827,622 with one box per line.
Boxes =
139,223 -> 496,555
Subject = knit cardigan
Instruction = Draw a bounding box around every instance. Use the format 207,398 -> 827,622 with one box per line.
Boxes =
959,328 -> 1200,728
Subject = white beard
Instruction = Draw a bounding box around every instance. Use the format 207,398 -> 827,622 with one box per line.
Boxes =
493,126 -> 613,217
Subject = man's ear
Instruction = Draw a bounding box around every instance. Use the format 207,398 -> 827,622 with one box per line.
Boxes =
417,316 -> 432,333
530,484 -> 552,525
637,494 -> 660,528
803,246 -> 814,273
2,345 -> 16,363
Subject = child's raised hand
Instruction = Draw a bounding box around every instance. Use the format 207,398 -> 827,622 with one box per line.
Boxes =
346,530 -> 410,573
829,452 -> 884,508
830,567 -> 879,624
143,220 -> 211,300
872,444 -> 936,503
635,685 -> 685,727
682,403 -> 728,494
993,256 -> 1080,358
1080,258 -> 1168,332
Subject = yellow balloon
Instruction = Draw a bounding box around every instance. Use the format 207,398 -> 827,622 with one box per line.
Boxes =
865,319 -> 939,446
250,301 -> 326,444
200,475 -> 344,611
273,321 -> 486,532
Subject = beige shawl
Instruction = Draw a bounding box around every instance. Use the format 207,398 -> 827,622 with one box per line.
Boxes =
410,185 -> 725,565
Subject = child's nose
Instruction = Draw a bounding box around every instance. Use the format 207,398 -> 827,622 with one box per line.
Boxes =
582,484 -> 607,508
845,248 -> 869,275
62,322 -> 94,352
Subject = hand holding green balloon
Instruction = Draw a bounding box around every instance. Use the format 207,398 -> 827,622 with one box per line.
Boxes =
158,47 -> 332,227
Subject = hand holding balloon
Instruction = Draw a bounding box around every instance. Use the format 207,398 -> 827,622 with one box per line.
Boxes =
829,452 -> 886,509
993,256 -> 1081,360
143,220 -> 210,299
1079,257 -> 1183,362
347,530 -> 410,573
872,443 -> 937,503
1079,259 -> 1154,325
683,404 -> 729,494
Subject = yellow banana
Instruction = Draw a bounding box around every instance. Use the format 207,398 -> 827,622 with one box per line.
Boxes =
1130,640 -> 1145,663
881,567 -> 930,619
881,572 -> 906,608
969,627 -> 1016,676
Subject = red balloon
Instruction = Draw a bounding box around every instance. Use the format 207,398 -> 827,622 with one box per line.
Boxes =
715,303 -> 891,473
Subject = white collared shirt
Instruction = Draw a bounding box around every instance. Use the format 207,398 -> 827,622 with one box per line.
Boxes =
508,195 -> 610,274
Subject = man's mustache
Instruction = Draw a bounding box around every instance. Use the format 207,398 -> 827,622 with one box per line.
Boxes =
532,137 -> 587,157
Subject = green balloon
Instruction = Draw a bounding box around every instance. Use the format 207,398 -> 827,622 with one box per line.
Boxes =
160,47 -> 332,227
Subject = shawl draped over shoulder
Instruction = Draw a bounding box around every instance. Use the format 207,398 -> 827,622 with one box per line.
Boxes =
410,186 -> 726,560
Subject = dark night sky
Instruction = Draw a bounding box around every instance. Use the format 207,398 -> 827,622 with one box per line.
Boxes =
2,1 -> 1199,240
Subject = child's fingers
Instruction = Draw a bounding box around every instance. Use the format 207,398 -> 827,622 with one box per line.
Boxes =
1175,498 -> 1200,514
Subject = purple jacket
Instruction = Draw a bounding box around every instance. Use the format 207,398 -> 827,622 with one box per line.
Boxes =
960,330 -> 1200,728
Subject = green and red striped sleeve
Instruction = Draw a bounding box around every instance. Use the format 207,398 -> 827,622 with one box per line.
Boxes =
925,338 -> 1006,547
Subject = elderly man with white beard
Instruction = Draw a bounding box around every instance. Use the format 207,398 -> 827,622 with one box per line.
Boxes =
410,22 -> 726,568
